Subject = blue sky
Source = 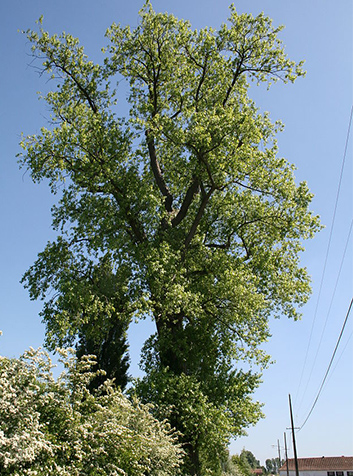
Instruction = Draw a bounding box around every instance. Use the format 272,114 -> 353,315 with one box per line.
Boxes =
1,0 -> 352,465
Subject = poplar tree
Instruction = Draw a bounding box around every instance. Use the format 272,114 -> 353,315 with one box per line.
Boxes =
19,3 -> 320,474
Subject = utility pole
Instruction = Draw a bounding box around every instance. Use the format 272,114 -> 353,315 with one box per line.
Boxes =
277,439 -> 282,473
284,432 -> 289,476
288,394 -> 300,476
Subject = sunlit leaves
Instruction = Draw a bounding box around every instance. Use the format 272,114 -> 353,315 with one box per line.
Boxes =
18,3 -> 320,474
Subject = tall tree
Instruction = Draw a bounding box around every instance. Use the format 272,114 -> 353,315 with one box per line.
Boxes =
19,3 -> 320,474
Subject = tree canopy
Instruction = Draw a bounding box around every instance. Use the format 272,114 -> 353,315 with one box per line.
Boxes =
19,3 -> 320,474
230,450 -> 260,476
265,457 -> 284,475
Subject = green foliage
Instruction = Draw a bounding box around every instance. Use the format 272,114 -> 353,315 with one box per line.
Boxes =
18,3 -> 320,474
241,450 -> 260,469
231,454 -> 253,476
265,458 -> 284,474
0,348 -> 183,475
135,368 -> 262,475
222,453 -> 244,476
230,450 -> 261,476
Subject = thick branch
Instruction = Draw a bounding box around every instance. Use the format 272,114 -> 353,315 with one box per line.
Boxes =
146,131 -> 173,212
184,185 -> 215,250
171,176 -> 200,227
196,153 -> 217,189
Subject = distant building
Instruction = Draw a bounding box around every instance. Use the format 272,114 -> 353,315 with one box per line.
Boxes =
279,456 -> 353,476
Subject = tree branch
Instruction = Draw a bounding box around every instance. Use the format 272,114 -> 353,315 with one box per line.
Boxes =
170,96 -> 184,119
203,308 -> 244,343
195,52 -> 209,111
184,184 -> 215,250
146,130 -> 173,212
205,233 -> 233,250
171,176 -> 200,227
49,57 -> 98,114
238,234 -> 251,260
232,179 -> 269,195
222,55 -> 244,108
109,181 -> 147,244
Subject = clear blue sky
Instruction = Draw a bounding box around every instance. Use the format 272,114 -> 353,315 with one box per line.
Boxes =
1,0 -> 352,465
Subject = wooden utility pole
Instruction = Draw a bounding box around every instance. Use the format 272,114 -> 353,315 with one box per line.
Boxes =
288,394 -> 300,476
277,439 -> 282,473
284,432 -> 289,476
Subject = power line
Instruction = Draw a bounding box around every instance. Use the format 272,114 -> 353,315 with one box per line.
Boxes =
315,220 -> 353,348
298,297 -> 353,431
295,105 -> 353,407
327,329 -> 353,385
297,220 -> 353,410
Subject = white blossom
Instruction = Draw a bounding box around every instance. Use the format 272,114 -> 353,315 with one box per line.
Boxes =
0,348 -> 183,475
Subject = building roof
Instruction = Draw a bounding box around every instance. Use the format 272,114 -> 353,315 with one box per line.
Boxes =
279,456 -> 353,472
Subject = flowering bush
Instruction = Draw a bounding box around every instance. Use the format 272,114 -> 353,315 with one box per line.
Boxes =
0,348 -> 183,475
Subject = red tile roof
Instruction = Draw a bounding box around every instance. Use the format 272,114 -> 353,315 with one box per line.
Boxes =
279,456 -> 353,472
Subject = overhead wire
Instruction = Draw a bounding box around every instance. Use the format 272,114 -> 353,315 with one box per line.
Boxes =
326,329 -> 353,386
294,105 -> 353,407
298,297 -> 353,431
296,219 -> 353,411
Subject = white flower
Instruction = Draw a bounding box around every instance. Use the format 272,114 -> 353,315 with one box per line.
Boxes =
0,347 -> 183,475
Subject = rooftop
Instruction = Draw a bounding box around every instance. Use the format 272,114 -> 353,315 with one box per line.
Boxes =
279,456 -> 353,472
